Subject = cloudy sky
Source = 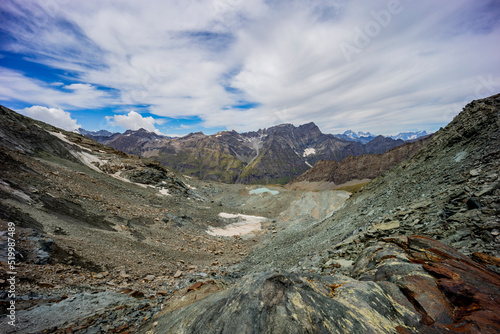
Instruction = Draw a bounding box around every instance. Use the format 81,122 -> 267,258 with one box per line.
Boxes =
1,0 -> 499,136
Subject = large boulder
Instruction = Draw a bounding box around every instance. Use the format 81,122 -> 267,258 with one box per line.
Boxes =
140,271 -> 421,334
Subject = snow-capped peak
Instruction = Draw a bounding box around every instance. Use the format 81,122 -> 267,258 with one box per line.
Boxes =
342,130 -> 376,139
389,131 -> 428,141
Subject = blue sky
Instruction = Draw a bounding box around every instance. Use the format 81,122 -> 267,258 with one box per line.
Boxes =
1,0 -> 499,137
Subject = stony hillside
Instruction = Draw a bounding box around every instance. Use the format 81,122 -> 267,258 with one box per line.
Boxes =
244,93 -> 500,271
288,135 -> 432,190
88,122 -> 405,184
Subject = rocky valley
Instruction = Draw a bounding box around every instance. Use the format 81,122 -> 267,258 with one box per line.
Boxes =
0,93 -> 499,333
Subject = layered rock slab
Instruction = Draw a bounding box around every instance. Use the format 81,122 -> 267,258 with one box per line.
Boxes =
352,236 -> 500,333
141,236 -> 500,334
141,271 -> 420,334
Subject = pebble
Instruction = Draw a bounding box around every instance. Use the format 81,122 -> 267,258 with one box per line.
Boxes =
469,168 -> 481,176
144,275 -> 156,282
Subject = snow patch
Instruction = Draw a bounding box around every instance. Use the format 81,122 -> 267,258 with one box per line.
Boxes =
159,188 -> 171,196
206,213 -> 267,236
70,151 -> 106,172
305,161 -> 313,168
303,147 -> 316,157
48,131 -> 73,145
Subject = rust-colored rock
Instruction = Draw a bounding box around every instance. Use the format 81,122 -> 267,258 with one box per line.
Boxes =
187,281 -> 204,292
471,252 -> 500,267
129,290 -> 144,298
352,235 -> 500,333
402,236 -> 500,333
397,274 -> 454,326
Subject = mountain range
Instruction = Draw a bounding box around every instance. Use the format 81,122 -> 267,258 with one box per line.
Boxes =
388,130 -> 428,141
332,130 -> 429,144
81,123 -> 409,184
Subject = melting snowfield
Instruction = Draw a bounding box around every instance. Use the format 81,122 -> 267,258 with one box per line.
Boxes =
207,213 -> 267,236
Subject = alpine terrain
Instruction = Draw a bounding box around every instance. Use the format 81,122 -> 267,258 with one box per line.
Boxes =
84,123 -> 406,184
0,93 -> 499,333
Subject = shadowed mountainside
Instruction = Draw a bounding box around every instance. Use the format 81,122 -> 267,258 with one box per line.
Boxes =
288,134 -> 432,190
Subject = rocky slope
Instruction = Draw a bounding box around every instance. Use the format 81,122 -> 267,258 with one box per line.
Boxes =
288,135 -> 432,190
244,94 -> 500,272
139,94 -> 500,333
88,122 -> 405,184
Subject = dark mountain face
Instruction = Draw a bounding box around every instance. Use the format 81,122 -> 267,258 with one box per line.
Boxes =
364,135 -> 405,154
87,122 -> 405,184
102,128 -> 166,155
289,135 -> 432,188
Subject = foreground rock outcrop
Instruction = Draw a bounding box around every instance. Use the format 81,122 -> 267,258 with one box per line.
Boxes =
141,236 -> 500,333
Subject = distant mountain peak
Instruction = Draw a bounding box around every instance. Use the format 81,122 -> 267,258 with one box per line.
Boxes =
78,128 -> 116,137
299,121 -> 319,128
335,129 -> 429,144
389,131 -> 428,141
182,131 -> 206,139
343,130 -> 376,138
334,130 -> 377,144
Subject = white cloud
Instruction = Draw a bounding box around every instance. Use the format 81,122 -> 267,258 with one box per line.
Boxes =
0,68 -> 112,110
1,0 -> 500,134
22,105 -> 81,131
106,111 -> 163,134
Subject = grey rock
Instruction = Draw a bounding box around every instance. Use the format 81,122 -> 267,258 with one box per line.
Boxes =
466,197 -> 481,210
140,271 -> 421,334
0,292 -> 136,334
